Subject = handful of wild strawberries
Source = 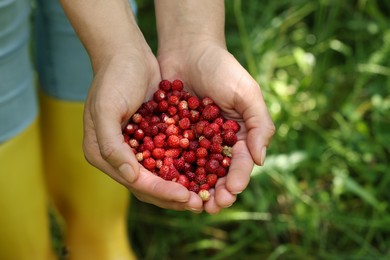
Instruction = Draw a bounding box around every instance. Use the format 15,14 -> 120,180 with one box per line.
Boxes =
122,79 -> 239,201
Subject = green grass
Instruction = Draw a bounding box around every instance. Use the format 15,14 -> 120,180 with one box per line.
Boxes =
130,0 -> 390,259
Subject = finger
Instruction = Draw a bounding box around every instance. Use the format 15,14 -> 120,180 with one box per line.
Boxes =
214,176 -> 237,208
131,168 -> 192,203
223,140 -> 254,195
203,189 -> 222,214
91,101 -> 140,183
235,82 -> 275,166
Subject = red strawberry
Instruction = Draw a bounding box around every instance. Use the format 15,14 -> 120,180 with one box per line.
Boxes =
187,96 -> 200,110
171,79 -> 184,91
152,148 -> 165,159
222,129 -> 238,146
159,80 -> 171,91
222,119 -> 240,133
143,157 -> 156,171
202,105 -> 220,122
177,175 -> 189,188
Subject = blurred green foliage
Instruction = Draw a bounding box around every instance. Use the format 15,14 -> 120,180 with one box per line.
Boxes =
129,0 -> 390,259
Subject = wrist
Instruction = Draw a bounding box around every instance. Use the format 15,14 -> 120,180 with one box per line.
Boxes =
155,0 -> 226,54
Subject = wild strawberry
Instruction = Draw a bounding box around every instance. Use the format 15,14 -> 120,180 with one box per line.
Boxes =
196,147 -> 208,158
145,100 -> 158,113
167,106 -> 177,116
211,134 -> 223,145
207,174 -> 218,187
155,159 -> 163,169
213,117 -> 224,126
150,115 -> 160,124
198,189 -> 211,201
168,95 -> 179,106
153,89 -> 166,102
129,139 -> 139,149
210,143 -> 223,154
205,159 -> 220,174
188,182 -> 200,193
165,124 -> 179,136
222,119 -> 240,133
209,153 -> 223,162
209,123 -> 220,134
159,79 -> 171,91
198,137 -> 211,149
170,90 -> 182,98
158,100 -> 169,112
195,121 -> 209,136
188,140 -> 199,151
216,166 -> 227,177
179,118 -> 191,130
135,152 -> 143,162
187,96 -> 200,109
179,138 -> 190,149
185,171 -> 196,181
143,138 -> 155,151
195,167 -> 206,176
165,148 -> 181,158
202,126 -> 215,139
183,150 -> 196,163
195,173 -> 207,185
139,120 -> 149,130
124,123 -> 138,135
167,167 -> 180,181
178,100 -> 188,110
202,105 -> 220,122
181,91 -> 191,100
201,97 -> 214,106
167,135 -> 180,148
177,175 -> 189,188
173,157 -> 186,171
153,134 -> 166,148
152,148 -> 165,159
199,183 -> 210,191
221,157 -> 231,168
183,129 -> 195,141
189,110 -> 200,123
142,150 -> 151,159
159,165 -> 170,179
143,157 -> 156,171
156,122 -> 168,133
132,113 -> 143,124
171,79 -> 184,91
165,117 -> 176,125
222,129 -> 238,146
163,156 -> 174,166
144,125 -> 159,137
134,129 -> 145,140
197,158 -> 207,167
178,109 -> 190,119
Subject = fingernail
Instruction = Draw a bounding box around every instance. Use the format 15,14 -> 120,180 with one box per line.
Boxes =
186,207 -> 202,214
231,191 -> 242,195
260,146 -> 267,166
119,163 -> 135,183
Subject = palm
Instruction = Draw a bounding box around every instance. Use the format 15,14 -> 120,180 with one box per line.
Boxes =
158,44 -> 274,213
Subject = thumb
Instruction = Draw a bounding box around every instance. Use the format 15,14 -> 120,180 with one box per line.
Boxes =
94,109 -> 140,183
235,81 -> 275,166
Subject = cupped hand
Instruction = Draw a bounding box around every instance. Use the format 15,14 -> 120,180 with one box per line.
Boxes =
158,42 -> 275,214
83,50 -> 204,212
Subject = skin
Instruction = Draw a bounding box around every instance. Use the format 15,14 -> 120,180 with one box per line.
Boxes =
59,0 -> 275,214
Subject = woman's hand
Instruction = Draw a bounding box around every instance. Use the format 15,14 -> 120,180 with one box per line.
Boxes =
158,42 -> 275,214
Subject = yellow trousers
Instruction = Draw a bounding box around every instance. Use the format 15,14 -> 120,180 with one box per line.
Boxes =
0,94 -> 136,260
